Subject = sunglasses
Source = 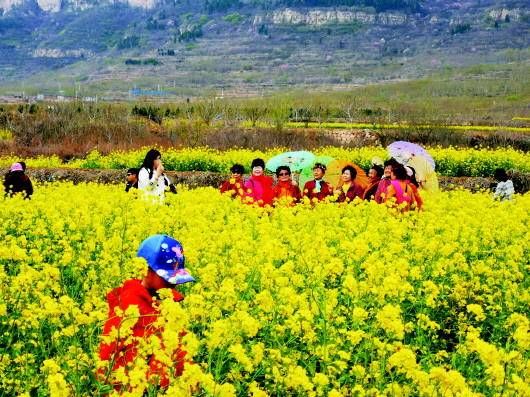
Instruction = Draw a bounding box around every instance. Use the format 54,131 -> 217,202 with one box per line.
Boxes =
278,172 -> 290,176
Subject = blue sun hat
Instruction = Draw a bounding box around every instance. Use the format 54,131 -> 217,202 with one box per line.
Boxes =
137,234 -> 195,285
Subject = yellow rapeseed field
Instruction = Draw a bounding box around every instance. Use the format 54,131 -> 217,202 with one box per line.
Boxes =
1,146 -> 529,176
1,183 -> 529,396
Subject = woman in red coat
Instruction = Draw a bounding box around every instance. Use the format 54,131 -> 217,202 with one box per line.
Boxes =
335,165 -> 365,203
272,166 -> 301,206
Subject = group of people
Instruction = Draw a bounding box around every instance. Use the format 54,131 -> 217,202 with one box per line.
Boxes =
3,149 -> 515,207
220,157 -> 425,210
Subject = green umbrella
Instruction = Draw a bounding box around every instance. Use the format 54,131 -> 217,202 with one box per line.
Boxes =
265,151 -> 316,173
299,155 -> 335,188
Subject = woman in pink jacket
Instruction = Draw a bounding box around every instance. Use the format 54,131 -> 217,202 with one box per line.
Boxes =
244,158 -> 274,207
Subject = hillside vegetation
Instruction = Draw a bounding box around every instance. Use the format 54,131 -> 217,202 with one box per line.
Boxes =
0,0 -> 528,96
1,62 -> 529,161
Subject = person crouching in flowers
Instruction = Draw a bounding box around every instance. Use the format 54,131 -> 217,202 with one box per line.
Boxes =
220,163 -> 245,199
272,166 -> 301,206
98,234 -> 195,391
303,162 -> 333,203
334,165 -> 364,203
4,162 -> 33,199
244,158 -> 274,207
493,168 -> 514,201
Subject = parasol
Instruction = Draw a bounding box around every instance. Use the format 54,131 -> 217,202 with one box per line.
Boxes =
387,141 -> 435,170
265,151 -> 316,173
299,155 -> 335,188
408,155 -> 439,192
326,160 -> 370,190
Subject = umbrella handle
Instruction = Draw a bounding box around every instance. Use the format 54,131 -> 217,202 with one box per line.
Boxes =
293,172 -> 300,184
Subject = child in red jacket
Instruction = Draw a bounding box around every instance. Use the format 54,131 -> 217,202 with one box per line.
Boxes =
98,234 -> 195,391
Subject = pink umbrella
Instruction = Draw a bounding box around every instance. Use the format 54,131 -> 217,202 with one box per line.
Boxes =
387,141 -> 435,170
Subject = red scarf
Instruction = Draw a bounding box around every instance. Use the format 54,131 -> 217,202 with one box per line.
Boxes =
275,180 -> 295,197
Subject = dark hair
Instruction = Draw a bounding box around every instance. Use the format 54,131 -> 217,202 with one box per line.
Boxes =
384,158 -> 399,168
313,163 -> 327,173
18,161 -> 27,172
251,158 -> 265,169
141,149 -> 162,172
341,165 -> 357,180
230,164 -> 245,174
494,168 -> 509,182
127,168 -> 139,175
276,165 -> 291,176
392,164 -> 408,181
406,166 -> 419,187
370,165 -> 384,178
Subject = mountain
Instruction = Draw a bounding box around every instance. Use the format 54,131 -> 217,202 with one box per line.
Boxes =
0,0 -> 528,97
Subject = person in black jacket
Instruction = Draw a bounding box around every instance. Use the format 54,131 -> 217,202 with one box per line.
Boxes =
4,162 -> 33,199
125,168 -> 139,192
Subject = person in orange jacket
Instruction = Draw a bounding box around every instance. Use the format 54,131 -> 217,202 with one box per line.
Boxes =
272,166 -> 301,205
98,234 -> 195,391
363,164 -> 384,201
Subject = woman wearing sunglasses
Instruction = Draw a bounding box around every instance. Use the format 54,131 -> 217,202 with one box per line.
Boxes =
272,166 -> 301,206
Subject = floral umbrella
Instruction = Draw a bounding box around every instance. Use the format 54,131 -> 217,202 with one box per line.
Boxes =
265,151 -> 316,173
326,160 -> 370,190
299,155 -> 335,188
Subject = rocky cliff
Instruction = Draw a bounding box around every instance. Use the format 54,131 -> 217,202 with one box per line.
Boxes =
0,0 -> 22,13
0,0 -> 156,13
254,8 -> 409,26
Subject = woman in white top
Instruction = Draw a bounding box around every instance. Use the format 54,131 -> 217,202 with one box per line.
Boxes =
138,149 -> 171,199
493,168 -> 514,201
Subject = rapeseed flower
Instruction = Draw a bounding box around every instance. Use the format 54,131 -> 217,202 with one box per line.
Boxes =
0,183 -> 528,395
